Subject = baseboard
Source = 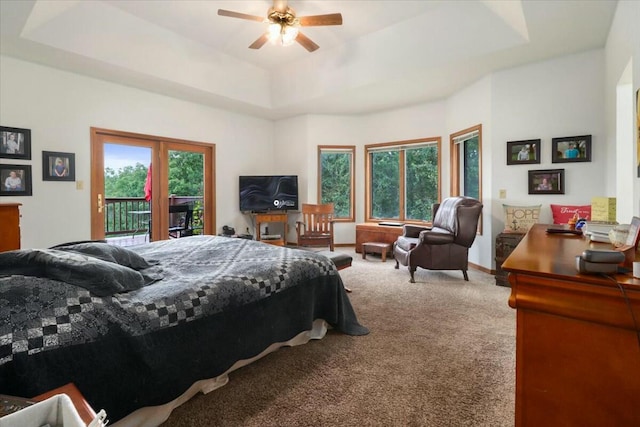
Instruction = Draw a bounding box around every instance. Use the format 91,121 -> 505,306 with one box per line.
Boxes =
286,245 -> 496,275
285,243 -> 355,248
469,261 -> 493,275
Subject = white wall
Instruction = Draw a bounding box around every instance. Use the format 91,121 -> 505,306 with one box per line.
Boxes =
491,49 -> 607,228
291,50 -> 606,270
270,115 -> 311,242
0,56 -> 274,248
300,115 -> 362,245
2,0 -> 636,271
446,75 -> 493,268
605,0 -> 640,220
305,104 -> 447,246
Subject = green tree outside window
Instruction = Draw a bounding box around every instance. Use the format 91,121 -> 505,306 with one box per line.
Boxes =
319,146 -> 355,221
366,139 -> 440,222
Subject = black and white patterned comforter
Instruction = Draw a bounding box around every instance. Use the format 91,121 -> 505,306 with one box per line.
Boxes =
0,236 -> 367,422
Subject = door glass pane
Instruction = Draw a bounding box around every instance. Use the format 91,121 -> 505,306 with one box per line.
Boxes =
371,151 -> 399,219
405,145 -> 438,221
168,149 -> 204,236
104,144 -> 152,245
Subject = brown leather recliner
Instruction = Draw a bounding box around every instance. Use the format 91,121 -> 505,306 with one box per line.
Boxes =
393,197 -> 483,283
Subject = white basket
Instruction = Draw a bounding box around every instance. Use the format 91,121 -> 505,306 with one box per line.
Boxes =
0,394 -> 86,427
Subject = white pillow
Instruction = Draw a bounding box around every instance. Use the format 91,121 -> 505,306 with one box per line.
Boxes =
503,204 -> 541,232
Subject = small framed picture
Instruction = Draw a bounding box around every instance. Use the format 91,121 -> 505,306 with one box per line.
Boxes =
626,216 -> 640,250
528,169 -> 565,195
0,126 -> 31,160
42,151 -> 75,181
506,139 -> 540,165
552,135 -> 591,163
0,164 -> 32,196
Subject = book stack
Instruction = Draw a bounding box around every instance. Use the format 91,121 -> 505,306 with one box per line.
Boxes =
583,221 -> 618,243
261,234 -> 282,240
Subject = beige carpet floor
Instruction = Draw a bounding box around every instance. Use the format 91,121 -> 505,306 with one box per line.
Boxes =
163,248 -> 516,426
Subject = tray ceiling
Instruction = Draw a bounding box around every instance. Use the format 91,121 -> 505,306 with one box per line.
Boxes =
0,1 -> 617,119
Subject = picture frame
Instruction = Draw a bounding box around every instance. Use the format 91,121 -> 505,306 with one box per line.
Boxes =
626,216 -> 640,250
42,151 -> 75,181
0,164 -> 32,196
506,139 -> 540,165
0,126 -> 31,160
528,168 -> 565,195
552,135 -> 591,163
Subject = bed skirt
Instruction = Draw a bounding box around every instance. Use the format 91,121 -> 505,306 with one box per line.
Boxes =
112,319 -> 329,427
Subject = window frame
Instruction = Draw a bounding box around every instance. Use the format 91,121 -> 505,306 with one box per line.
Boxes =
450,124 -> 482,234
317,145 -> 356,222
364,137 -> 441,224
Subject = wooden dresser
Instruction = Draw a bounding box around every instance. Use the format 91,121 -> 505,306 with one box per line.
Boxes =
0,203 -> 21,251
502,224 -> 640,426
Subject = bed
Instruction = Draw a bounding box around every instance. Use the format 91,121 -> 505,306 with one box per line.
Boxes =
0,235 -> 368,425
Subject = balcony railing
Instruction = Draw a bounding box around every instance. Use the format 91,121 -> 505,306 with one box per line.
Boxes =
105,197 -> 203,240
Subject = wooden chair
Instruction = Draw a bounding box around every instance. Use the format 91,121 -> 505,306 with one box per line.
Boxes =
296,203 -> 335,251
168,203 -> 194,238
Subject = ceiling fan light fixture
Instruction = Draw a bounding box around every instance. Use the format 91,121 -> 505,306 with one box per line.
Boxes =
281,25 -> 299,46
267,23 -> 281,41
218,0 -> 342,52
267,22 -> 299,47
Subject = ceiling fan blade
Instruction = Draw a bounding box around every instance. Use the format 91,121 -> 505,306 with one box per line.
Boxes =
217,9 -> 265,23
295,32 -> 319,52
298,13 -> 343,26
249,34 -> 269,50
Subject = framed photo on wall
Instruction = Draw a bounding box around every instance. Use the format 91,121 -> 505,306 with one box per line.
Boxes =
0,164 -> 32,196
506,139 -> 540,165
528,169 -> 565,195
42,151 -> 75,181
0,126 -> 31,160
552,135 -> 591,163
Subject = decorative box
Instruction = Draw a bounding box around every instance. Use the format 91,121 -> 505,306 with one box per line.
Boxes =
591,197 -> 616,222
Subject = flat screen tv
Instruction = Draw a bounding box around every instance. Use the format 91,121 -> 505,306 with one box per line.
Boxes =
239,175 -> 299,212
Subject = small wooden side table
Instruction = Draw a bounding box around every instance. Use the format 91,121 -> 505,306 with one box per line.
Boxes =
254,212 -> 288,246
355,223 -> 404,253
362,242 -> 392,262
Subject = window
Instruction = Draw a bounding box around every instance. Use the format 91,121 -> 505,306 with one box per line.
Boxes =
318,145 -> 355,221
450,125 -> 481,200
450,124 -> 482,232
365,137 -> 440,222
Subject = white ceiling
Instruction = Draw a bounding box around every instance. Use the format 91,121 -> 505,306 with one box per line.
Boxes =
0,0 -> 618,120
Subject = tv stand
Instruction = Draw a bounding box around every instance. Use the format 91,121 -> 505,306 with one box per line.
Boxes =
254,212 -> 288,246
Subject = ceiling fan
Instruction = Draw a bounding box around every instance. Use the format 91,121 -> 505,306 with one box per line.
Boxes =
217,0 -> 342,52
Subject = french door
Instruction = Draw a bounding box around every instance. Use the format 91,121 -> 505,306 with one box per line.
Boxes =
90,127 -> 215,242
